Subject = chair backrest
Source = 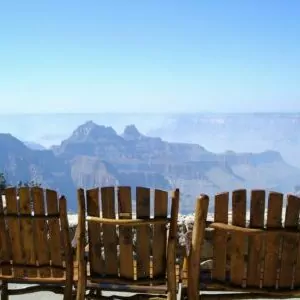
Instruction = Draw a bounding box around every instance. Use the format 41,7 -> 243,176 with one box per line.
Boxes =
209,189 -> 300,292
77,186 -> 179,285
0,187 -> 72,281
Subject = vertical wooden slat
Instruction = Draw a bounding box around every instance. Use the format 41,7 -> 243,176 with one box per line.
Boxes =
136,187 -> 150,279
76,189 -> 87,300
31,187 -> 50,278
167,189 -> 180,300
86,188 -> 104,275
5,187 -> 23,277
215,192 -> 229,224
101,187 -> 118,276
266,192 -> 283,228
59,196 -> 73,299
283,194 -> 300,228
46,189 -> 63,278
263,191 -> 283,288
118,186 -> 134,279
247,190 -> 265,287
19,187 -> 36,278
152,189 -> 168,278
249,190 -> 265,228
232,189 -> 246,227
212,192 -> 229,281
187,194 -> 209,300
0,190 -> 12,276
230,189 -> 246,286
281,194 -> 300,288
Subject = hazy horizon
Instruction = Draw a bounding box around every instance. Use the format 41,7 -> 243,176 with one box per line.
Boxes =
1,111 -> 300,115
0,112 -> 300,168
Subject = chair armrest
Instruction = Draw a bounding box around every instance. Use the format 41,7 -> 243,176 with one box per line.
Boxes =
209,222 -> 264,235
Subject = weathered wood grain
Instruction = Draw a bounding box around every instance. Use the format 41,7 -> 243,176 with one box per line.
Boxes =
136,187 -> 151,279
118,186 -> 134,279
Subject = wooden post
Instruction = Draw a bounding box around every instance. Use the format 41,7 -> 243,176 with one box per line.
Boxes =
76,189 -> 86,300
187,194 -> 209,300
59,196 -> 74,300
1,281 -> 8,300
167,189 -> 180,300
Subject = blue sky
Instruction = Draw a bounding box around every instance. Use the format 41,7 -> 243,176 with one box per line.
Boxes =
0,1 -> 299,113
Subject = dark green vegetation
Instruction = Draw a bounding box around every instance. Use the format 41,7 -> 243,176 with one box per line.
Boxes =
1,121 -> 300,213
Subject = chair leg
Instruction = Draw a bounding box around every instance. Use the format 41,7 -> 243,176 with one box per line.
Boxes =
1,281 -> 8,300
76,261 -> 87,300
63,282 -> 73,300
